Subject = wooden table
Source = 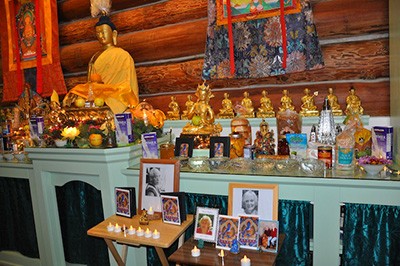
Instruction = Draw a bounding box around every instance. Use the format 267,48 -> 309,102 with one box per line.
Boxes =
87,214 -> 193,266
168,234 -> 285,266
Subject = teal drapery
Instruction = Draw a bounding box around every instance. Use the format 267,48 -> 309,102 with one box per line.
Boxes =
342,203 -> 400,266
56,181 -> 109,266
0,177 -> 39,258
147,194 -> 311,266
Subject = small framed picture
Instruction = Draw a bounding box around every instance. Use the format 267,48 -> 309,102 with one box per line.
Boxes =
210,136 -> 230,158
216,215 -> 239,250
115,187 -> 136,217
194,207 -> 219,242
238,215 -> 259,250
139,158 -> 180,213
174,137 -> 194,158
161,195 -> 181,225
258,220 -> 279,253
228,183 -> 279,220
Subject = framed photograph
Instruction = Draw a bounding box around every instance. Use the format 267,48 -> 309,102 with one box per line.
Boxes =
115,187 -> 136,217
161,195 -> 181,225
216,215 -> 239,250
210,136 -> 230,158
238,215 -> 259,250
194,207 -> 219,242
139,158 -> 180,213
258,220 -> 279,253
174,137 -> 194,158
228,183 -> 278,220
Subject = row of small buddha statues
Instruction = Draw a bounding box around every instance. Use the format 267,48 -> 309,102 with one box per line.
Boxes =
167,87 -> 364,120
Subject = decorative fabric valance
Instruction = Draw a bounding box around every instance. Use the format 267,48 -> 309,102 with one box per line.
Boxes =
202,0 -> 324,80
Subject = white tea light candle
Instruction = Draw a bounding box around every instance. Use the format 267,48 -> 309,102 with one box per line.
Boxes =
152,229 -> 160,239
241,255 -> 251,266
191,246 -> 200,257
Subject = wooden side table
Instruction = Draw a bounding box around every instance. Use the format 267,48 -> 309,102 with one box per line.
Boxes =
168,234 -> 285,266
87,214 -> 193,266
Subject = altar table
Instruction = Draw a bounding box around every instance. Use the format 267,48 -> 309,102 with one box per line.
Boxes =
87,214 -> 194,266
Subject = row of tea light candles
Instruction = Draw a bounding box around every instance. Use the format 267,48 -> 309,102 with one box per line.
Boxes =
107,223 -> 160,239
191,246 -> 251,266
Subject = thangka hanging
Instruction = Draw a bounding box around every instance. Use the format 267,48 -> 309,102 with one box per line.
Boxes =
202,0 -> 324,80
0,0 -> 67,102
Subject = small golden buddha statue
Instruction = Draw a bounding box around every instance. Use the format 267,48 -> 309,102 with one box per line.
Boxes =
299,88 -> 319,117
327,88 -> 343,116
218,92 -> 235,119
241,91 -> 255,118
139,209 -> 149,225
167,96 -> 180,120
181,95 -> 194,120
278,89 -> 295,112
181,81 -> 222,135
345,87 -> 364,115
256,90 -> 275,118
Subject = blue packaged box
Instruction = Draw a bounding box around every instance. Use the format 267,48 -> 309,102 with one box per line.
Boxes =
29,116 -> 44,141
372,126 -> 393,160
114,113 -> 133,146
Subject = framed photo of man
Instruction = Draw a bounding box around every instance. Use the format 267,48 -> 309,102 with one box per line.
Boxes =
228,183 -> 278,220
139,158 -> 180,213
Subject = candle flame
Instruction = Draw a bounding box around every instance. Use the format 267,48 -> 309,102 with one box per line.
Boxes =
154,229 -> 158,234
194,246 -> 198,251
138,227 -> 142,231
115,223 -> 119,227
146,228 -> 150,233
149,207 -> 153,211
220,250 -> 224,256
129,225 -> 134,230
108,222 -> 112,226
244,255 -> 248,260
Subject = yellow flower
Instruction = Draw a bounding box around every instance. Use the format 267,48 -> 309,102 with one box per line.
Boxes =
61,127 -> 80,140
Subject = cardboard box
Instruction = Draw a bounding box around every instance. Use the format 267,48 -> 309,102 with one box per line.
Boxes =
29,116 -> 44,141
141,132 -> 158,159
372,126 -> 393,160
114,113 -> 133,146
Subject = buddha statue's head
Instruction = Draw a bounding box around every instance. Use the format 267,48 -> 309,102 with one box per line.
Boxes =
95,16 -> 117,47
196,81 -> 213,102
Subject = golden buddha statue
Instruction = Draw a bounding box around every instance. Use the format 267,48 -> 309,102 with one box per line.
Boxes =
218,92 -> 235,119
278,89 -> 295,112
327,88 -> 343,116
241,91 -> 255,118
167,96 -> 180,120
256,90 -> 275,118
299,88 -> 319,117
181,82 -> 222,135
345,87 -> 364,115
181,95 -> 194,120
62,16 -> 139,114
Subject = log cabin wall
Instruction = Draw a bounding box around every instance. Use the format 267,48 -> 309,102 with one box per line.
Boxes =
0,0 -> 390,117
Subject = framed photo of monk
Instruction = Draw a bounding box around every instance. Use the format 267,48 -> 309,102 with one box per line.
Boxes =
139,158 -> 180,213
174,137 -> 194,158
210,136 -> 230,158
228,183 -> 278,220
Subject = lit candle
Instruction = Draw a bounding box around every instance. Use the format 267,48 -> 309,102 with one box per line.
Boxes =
191,246 -> 200,257
127,225 -> 136,235
114,223 -> 121,233
136,227 -> 144,236
107,222 -> 114,232
145,228 -> 152,238
219,250 -> 224,257
152,229 -> 160,239
147,207 -> 154,215
241,255 -> 251,266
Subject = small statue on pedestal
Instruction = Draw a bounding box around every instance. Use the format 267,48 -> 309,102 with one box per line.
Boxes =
345,87 -> 364,115
278,89 -> 295,112
181,95 -> 194,120
299,88 -> 319,117
139,209 -> 149,225
254,119 -> 276,157
327,88 -> 343,116
218,93 -> 235,119
167,96 -> 180,120
241,91 -> 255,118
256,90 -> 275,118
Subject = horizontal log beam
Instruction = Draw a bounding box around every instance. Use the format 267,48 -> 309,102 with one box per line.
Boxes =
59,0 -> 208,46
